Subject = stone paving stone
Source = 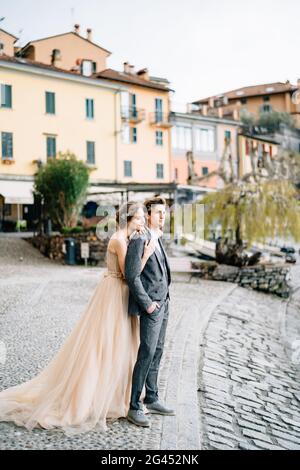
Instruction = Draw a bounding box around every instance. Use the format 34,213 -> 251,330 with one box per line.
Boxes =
242,429 -> 273,443
252,440 -> 284,450
207,433 -> 236,448
204,417 -> 235,433
237,419 -> 266,433
271,429 -> 300,444
239,412 -> 267,426
275,439 -> 300,450
238,442 -> 262,450
202,408 -> 234,423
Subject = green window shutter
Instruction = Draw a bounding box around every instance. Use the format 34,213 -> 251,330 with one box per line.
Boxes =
2,132 -> 13,158
86,99 -> 94,119
1,85 -> 12,108
0,84 -> 4,106
6,85 -> 12,108
87,141 -> 95,164
47,137 -> 56,158
46,92 -> 55,114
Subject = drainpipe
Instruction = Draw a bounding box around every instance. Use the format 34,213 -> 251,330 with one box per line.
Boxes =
114,89 -> 123,183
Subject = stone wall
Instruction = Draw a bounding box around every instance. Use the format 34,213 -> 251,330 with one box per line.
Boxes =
191,260 -> 291,298
29,232 -> 109,266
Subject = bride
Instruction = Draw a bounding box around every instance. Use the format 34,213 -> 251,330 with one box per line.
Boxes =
0,201 -> 155,436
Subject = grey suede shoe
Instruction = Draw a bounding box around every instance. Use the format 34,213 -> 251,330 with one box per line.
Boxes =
145,401 -> 175,416
127,409 -> 150,427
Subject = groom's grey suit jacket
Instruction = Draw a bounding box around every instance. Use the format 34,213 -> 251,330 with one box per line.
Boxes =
124,230 -> 171,316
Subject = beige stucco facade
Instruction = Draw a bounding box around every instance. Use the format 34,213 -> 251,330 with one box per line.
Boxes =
19,31 -> 110,74
0,62 -> 123,184
117,84 -> 172,183
171,113 -> 240,188
0,29 -> 17,57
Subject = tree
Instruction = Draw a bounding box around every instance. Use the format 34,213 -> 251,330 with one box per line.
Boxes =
201,179 -> 300,266
190,133 -> 300,265
34,151 -> 90,230
241,110 -> 296,135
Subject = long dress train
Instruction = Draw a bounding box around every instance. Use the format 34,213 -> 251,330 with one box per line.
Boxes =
0,250 -> 140,436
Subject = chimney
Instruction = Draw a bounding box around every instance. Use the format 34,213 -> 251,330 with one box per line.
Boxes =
51,49 -> 62,68
86,28 -> 92,42
123,62 -> 130,74
74,24 -> 80,35
137,68 -> 149,80
129,64 -> 135,74
297,78 -> 300,89
208,97 -> 214,108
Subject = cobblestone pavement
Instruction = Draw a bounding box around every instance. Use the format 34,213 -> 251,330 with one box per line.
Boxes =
0,236 -> 299,450
199,284 -> 300,450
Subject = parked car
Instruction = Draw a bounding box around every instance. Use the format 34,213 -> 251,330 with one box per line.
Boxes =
285,253 -> 297,263
280,246 -> 296,254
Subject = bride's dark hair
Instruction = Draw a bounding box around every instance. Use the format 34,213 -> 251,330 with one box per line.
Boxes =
115,201 -> 145,228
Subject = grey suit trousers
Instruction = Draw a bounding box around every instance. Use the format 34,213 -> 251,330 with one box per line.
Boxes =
130,298 -> 169,410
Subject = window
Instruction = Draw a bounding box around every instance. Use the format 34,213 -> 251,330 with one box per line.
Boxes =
174,168 -> 178,180
155,98 -> 163,121
202,167 -> 208,175
172,126 -> 192,150
156,130 -> 163,146
194,128 -> 215,152
260,104 -> 272,113
1,132 -> 13,159
121,125 -> 137,143
45,92 -> 55,114
92,62 -> 97,73
131,93 -> 137,118
0,84 -> 12,108
124,160 -> 132,177
87,141 -> 95,164
156,163 -> 164,179
131,127 -> 137,143
4,204 -> 12,216
121,124 -> 130,144
86,99 -> 94,119
46,136 -> 56,158
240,97 -> 247,104
225,130 -> 231,141
81,60 -> 93,76
263,96 -> 270,102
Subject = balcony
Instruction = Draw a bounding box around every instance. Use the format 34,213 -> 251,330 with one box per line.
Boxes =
121,106 -> 145,124
149,112 -> 173,128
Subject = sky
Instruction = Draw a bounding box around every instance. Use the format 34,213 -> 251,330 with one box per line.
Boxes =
1,0 -> 300,111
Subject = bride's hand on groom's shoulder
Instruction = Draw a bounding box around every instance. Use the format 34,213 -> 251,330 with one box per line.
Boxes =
129,226 -> 147,241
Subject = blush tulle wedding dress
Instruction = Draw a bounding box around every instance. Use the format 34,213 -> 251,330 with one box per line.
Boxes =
0,249 -> 140,436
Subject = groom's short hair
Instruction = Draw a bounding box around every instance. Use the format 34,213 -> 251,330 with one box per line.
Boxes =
144,196 -> 166,215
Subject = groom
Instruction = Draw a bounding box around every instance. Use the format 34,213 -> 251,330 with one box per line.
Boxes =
125,196 -> 175,427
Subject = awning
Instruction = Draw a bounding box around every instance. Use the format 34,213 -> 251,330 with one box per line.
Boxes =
0,180 -> 34,204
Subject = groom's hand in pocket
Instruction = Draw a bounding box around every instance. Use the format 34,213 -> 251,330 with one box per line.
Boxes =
146,302 -> 160,314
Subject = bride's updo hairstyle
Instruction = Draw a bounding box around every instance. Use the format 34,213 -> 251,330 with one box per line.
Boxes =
115,201 -> 145,229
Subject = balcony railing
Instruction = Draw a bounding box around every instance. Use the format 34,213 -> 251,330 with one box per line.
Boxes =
121,106 -> 145,123
149,112 -> 173,128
